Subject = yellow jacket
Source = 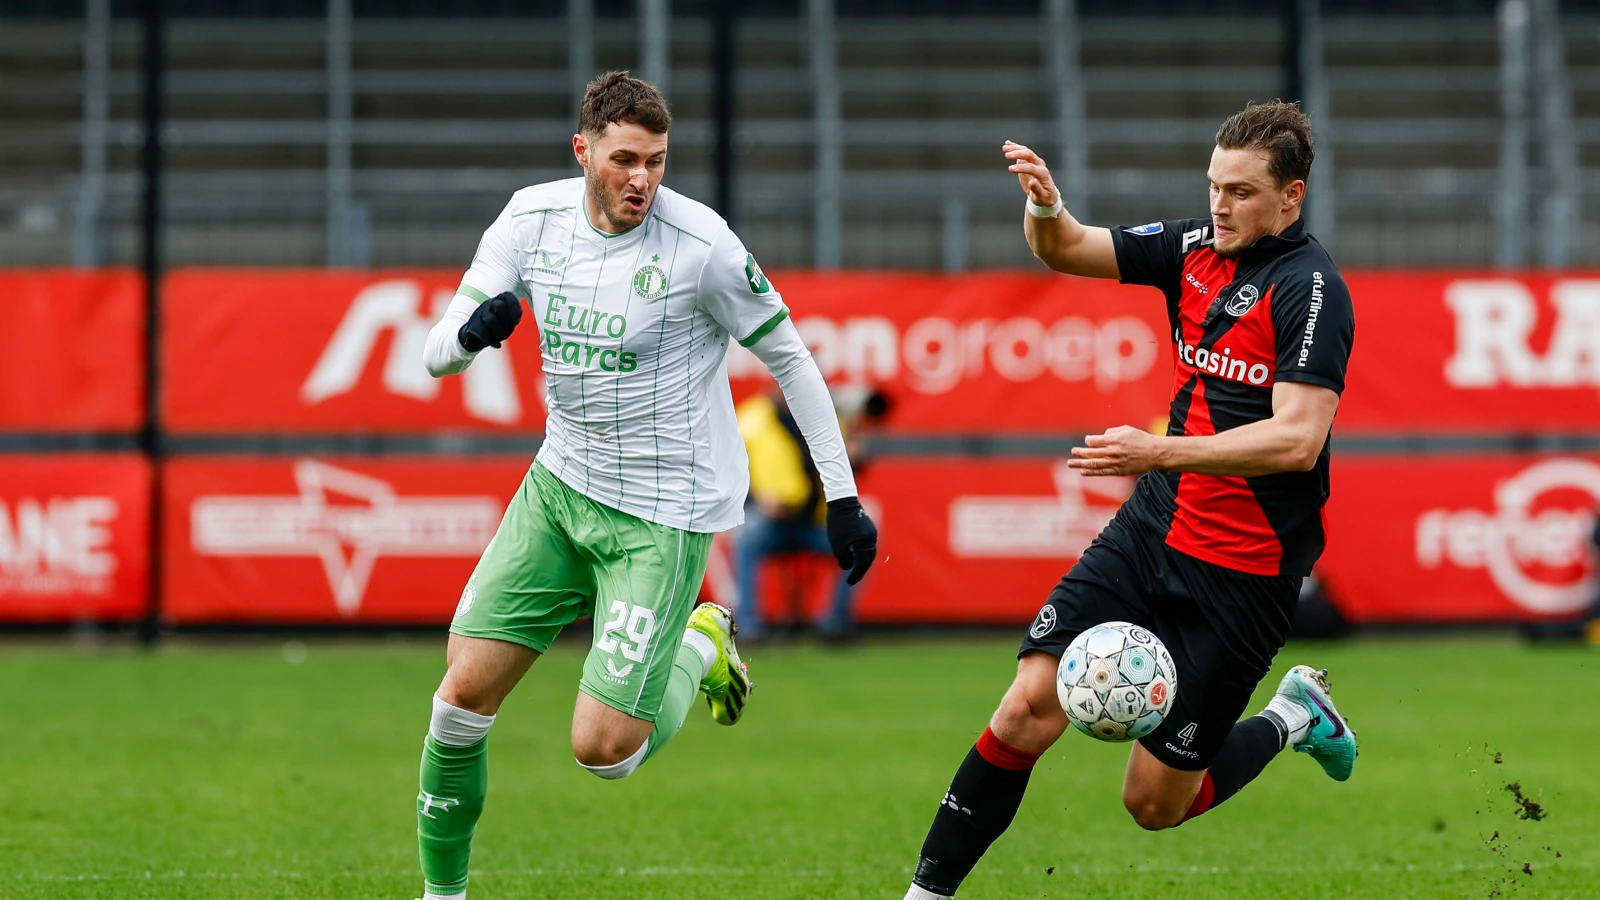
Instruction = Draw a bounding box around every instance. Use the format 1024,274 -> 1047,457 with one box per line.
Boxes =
737,393 -> 822,523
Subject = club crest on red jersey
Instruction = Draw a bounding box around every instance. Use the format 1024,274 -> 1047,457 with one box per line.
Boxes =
1225,284 -> 1260,317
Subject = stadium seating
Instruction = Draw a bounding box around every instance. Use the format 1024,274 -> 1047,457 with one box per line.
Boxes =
0,7 -> 1592,269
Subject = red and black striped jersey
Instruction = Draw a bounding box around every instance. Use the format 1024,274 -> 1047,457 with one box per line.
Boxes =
1110,217 -> 1355,578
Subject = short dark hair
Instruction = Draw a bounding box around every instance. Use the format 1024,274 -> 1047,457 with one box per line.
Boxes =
1215,101 -> 1314,187
579,70 -> 671,137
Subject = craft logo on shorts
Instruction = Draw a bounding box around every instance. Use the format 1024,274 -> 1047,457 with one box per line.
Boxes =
1415,458 -> 1600,614
1029,604 -> 1058,639
1225,284 -> 1261,317
632,264 -> 669,300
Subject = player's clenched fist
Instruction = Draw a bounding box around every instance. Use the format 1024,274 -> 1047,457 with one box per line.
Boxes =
1003,140 -> 1060,208
458,291 -> 523,351
825,497 -> 878,585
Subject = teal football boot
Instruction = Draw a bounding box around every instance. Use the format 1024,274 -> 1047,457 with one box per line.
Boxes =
1276,665 -> 1358,782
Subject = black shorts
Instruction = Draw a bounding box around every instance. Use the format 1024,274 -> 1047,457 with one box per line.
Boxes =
1020,505 -> 1301,770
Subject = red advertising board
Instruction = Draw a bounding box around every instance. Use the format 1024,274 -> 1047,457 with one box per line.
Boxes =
747,271 -> 1600,435
161,456 -> 530,623
162,271 -> 549,432
0,270 -> 144,430
1318,455 -> 1600,623
161,269 -> 1173,435
1337,273 -> 1600,430
0,454 -> 150,620
707,454 -> 1600,626
700,458 -> 1139,625
11,266 -> 1600,627
18,450 -> 1580,627
159,454 -> 1127,627
735,272 -> 1174,433
157,268 -> 1600,436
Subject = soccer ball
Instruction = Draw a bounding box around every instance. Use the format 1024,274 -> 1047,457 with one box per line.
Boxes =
1056,621 -> 1177,742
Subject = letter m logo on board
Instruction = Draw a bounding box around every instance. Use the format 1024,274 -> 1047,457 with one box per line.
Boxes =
300,280 -> 522,424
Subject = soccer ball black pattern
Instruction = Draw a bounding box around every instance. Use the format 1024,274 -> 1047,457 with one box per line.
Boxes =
1055,621 -> 1178,742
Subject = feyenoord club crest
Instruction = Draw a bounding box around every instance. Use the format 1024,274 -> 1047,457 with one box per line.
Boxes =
633,264 -> 669,300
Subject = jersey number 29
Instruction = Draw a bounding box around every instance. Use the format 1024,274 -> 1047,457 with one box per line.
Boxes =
596,601 -> 657,663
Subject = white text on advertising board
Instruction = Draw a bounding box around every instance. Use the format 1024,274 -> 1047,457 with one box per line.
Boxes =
302,280 -> 524,424
191,459 -> 500,617
0,497 -> 118,597
1415,458 -> 1600,614
728,315 -> 1159,395
950,464 -> 1134,559
1445,280 -> 1600,388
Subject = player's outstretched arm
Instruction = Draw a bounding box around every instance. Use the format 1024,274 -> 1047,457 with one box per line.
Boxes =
1069,382 -> 1340,478
747,319 -> 878,584
1004,140 -> 1119,279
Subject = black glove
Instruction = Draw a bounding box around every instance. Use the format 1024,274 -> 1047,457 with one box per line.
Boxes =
826,497 -> 878,586
458,291 -> 523,351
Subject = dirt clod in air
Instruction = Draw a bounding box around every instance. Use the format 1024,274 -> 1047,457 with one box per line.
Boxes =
1522,863 -> 1533,876
1504,782 -> 1547,822
1044,867 -> 1055,876
1492,751 -> 1503,765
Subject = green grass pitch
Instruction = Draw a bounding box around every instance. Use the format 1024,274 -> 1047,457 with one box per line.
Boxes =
3,635 -> 1595,899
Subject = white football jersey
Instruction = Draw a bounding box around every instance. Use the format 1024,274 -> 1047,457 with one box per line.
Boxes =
459,178 -> 788,533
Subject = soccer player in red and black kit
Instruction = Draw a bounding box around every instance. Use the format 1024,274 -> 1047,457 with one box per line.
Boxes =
901,102 -> 1358,900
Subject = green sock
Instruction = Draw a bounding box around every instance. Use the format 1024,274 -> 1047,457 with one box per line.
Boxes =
417,734 -> 488,895
641,639 -> 705,764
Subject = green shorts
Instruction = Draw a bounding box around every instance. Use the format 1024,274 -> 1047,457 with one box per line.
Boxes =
451,461 -> 712,723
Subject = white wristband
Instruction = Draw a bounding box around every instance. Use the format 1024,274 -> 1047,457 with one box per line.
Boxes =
1026,196 -> 1064,219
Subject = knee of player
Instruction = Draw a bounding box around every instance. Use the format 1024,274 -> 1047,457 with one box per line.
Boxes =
572,728 -> 648,772
435,684 -> 501,718
573,736 -> 649,780
1121,789 -> 1184,832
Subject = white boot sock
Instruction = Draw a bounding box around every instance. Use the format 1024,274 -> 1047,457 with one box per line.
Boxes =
1264,694 -> 1312,746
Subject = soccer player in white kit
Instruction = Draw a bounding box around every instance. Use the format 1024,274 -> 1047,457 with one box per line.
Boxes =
411,72 -> 878,900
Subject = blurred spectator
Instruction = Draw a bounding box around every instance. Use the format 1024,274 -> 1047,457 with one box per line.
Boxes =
735,385 -> 889,642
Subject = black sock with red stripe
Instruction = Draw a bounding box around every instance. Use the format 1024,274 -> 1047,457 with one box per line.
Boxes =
1180,715 -> 1284,823
911,727 -> 1042,896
